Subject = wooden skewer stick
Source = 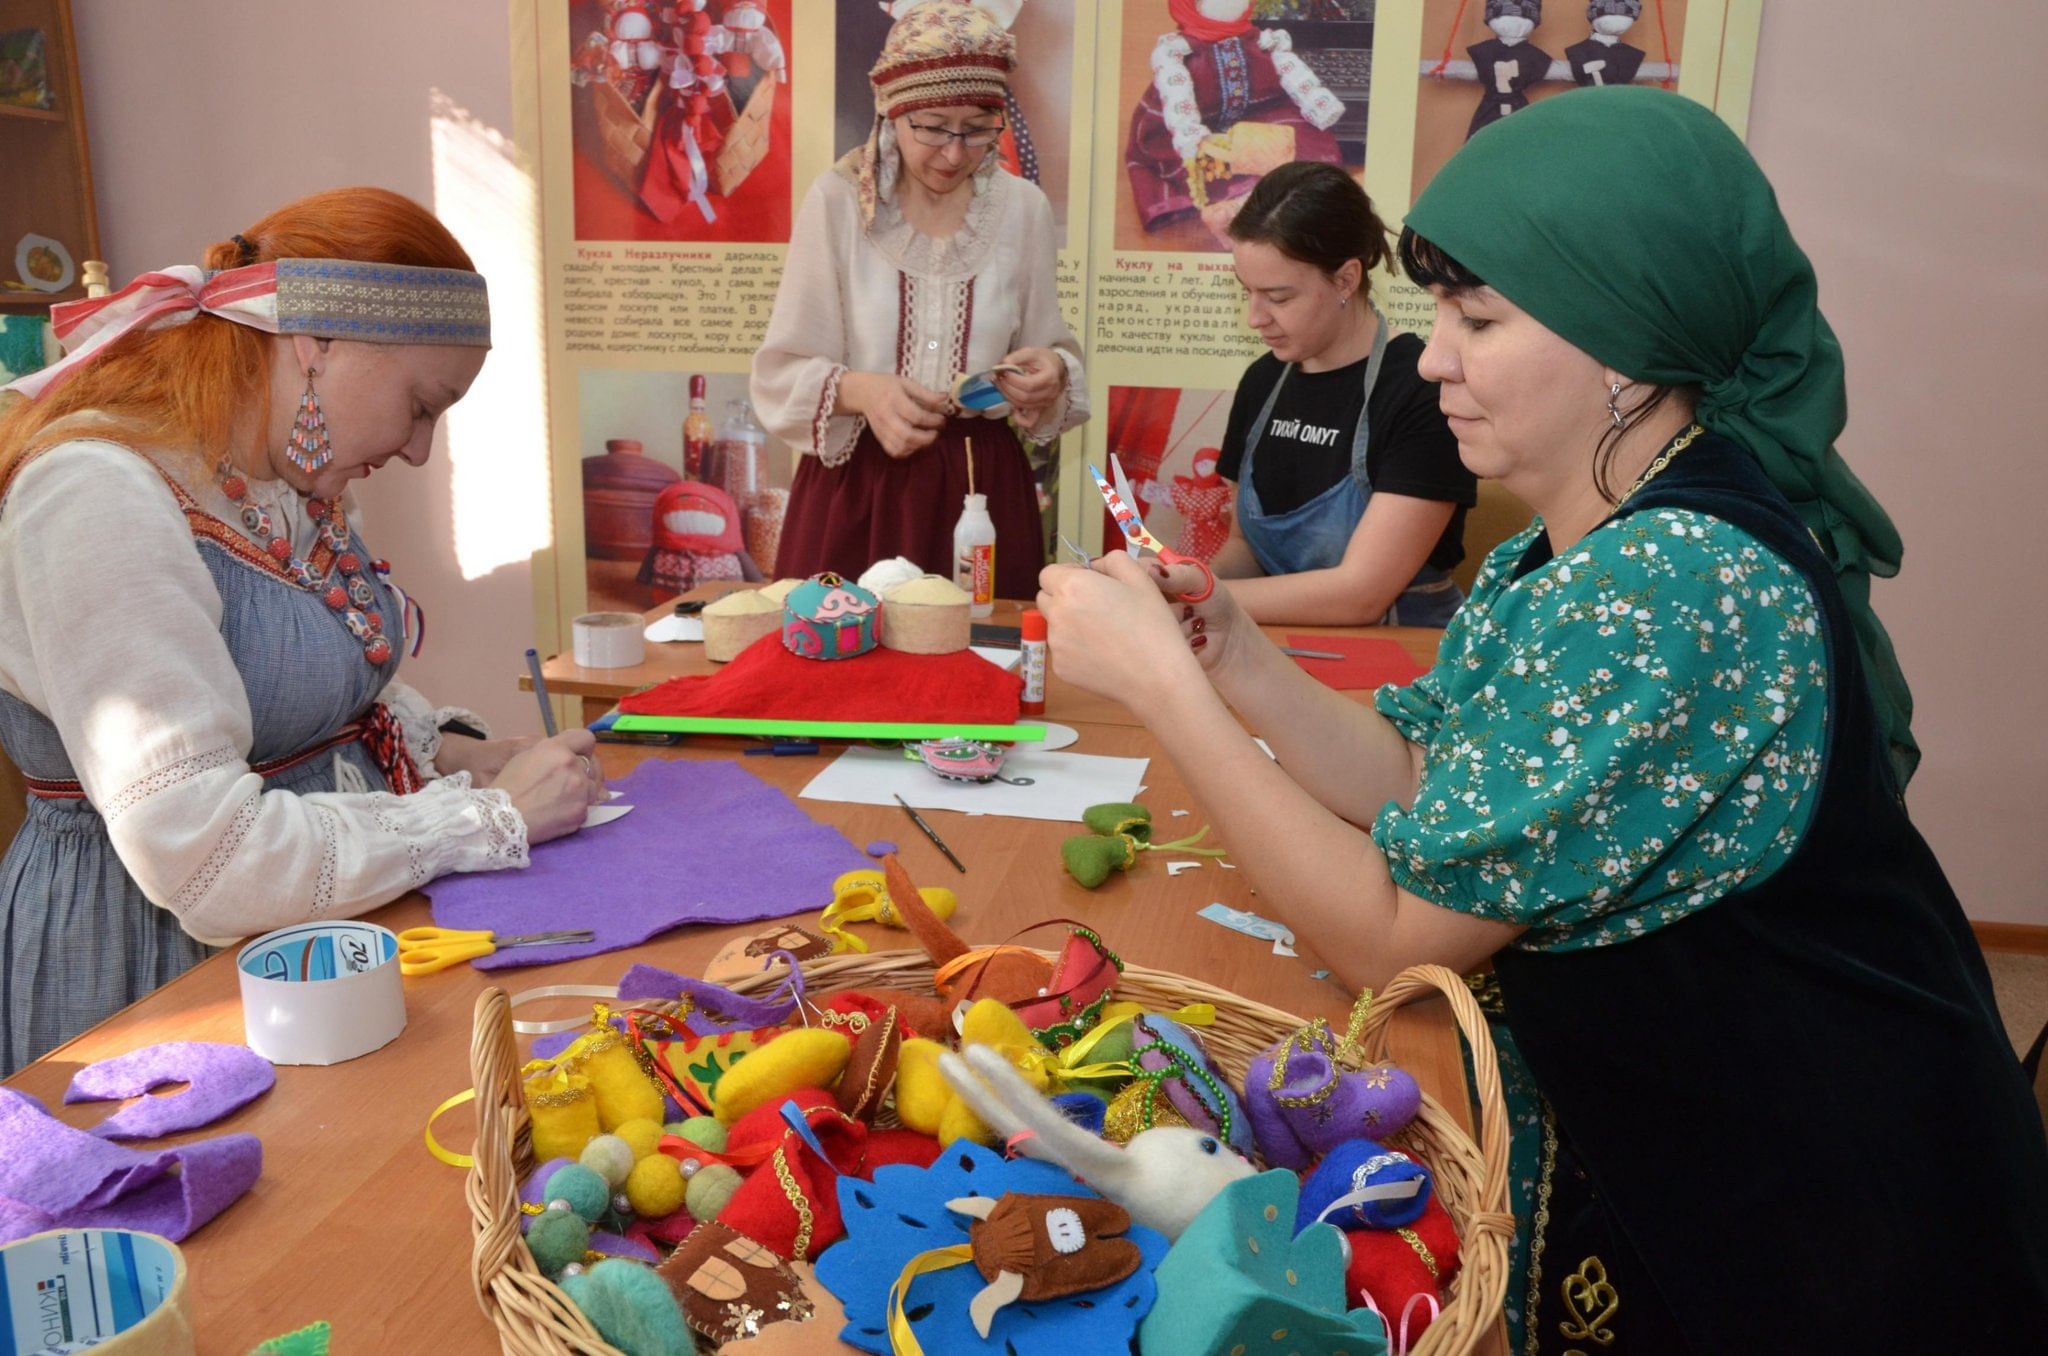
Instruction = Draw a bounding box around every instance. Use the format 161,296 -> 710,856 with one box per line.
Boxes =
966,436 -> 976,498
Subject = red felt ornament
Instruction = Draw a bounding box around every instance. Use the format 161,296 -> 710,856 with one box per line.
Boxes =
1343,1191 -> 1463,1341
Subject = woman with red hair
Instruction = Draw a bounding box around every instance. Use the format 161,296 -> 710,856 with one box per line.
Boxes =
0,187 -> 602,1074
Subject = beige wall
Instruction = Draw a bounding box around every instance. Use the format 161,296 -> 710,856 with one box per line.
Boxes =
65,2 -> 2048,922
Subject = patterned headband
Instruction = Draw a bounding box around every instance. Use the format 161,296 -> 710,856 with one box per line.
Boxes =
870,3 -> 1015,119
4,258 -> 492,401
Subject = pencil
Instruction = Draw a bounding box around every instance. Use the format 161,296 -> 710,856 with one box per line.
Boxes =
1279,646 -> 1346,661
525,647 -> 558,738
893,793 -> 966,874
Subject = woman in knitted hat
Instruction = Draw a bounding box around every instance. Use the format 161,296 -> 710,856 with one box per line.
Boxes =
0,188 -> 606,1075
750,1 -> 1086,598
1038,86 -> 2048,1350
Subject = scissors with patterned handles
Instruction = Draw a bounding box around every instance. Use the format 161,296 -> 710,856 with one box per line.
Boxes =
1087,454 -> 1216,603
395,926 -> 596,976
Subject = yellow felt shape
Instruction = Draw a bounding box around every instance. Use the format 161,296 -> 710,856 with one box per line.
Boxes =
582,1033 -> 666,1131
525,1071 -> 601,1164
822,868 -> 960,955
938,1095 -> 995,1147
626,1152 -> 688,1218
614,1117 -> 666,1162
894,1038 -> 954,1136
713,1028 -> 850,1125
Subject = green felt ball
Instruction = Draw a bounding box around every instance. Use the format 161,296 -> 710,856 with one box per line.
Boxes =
1062,832 -> 1137,888
560,1259 -> 693,1356
669,1115 -> 728,1153
543,1162 -> 611,1223
579,1134 -> 635,1188
1083,801 -> 1152,843
684,1162 -> 743,1222
525,1207 -> 590,1276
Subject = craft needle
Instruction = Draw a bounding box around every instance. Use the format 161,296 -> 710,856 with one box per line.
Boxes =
1056,532 -> 1093,565
525,647 -> 558,738
1279,646 -> 1346,661
893,792 -> 966,874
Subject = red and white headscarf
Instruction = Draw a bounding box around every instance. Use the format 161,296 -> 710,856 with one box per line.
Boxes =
5,258 -> 491,401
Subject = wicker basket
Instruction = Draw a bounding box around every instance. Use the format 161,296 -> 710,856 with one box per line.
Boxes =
466,951 -> 1513,1355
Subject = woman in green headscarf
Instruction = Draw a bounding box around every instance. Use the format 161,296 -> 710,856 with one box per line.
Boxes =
1037,86 -> 2048,1351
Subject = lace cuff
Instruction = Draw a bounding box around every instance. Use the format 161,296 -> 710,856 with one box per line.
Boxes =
814,365 -> 867,468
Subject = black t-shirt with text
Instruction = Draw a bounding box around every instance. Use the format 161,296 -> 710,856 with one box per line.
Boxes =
1219,333 -> 1475,572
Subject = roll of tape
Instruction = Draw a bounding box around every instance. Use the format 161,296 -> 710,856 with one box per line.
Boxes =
236,921 -> 406,1066
573,611 -> 647,668
0,1229 -> 194,1355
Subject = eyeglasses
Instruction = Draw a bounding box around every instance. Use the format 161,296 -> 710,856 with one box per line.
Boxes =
904,119 -> 1006,150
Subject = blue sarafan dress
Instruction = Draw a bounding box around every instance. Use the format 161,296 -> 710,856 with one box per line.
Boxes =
0,438 -> 526,1075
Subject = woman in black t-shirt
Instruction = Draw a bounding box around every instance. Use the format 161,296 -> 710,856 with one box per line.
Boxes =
1211,163 -> 1475,626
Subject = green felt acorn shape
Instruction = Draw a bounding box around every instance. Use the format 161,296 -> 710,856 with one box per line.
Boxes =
1063,803 -> 1229,889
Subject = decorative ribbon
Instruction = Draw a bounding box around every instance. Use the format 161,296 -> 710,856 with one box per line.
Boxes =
680,118 -> 718,225
1357,1289 -> 1442,1356
423,1087 -> 478,1168
1311,1176 -> 1426,1226
361,701 -> 424,795
1167,0 -> 1253,43
887,1243 -> 978,1356
1025,999 -> 1217,1091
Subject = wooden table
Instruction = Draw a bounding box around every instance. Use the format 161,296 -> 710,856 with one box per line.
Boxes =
528,587 -> 1447,728
5,643 -> 1498,1355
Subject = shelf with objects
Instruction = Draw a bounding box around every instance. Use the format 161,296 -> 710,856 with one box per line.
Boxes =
0,0 -> 100,316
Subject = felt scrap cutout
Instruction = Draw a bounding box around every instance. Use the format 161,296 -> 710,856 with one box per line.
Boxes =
1282,634 -> 1428,692
816,1140 -> 1168,1356
617,636 -> 1023,726
0,1088 -> 262,1244
63,1040 -> 276,1140
247,1321 -> 333,1356
714,1261 -> 850,1354
426,759 -> 869,968
1136,1169 -> 1388,1356
950,1193 -> 1144,1336
619,961 -> 806,1035
659,1221 -> 817,1343
589,1228 -> 662,1262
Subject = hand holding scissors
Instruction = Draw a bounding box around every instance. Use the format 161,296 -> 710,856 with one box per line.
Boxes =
1088,456 -> 1216,603
395,926 -> 596,976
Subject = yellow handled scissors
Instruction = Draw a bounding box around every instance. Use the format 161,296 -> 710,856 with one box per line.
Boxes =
395,926 -> 596,976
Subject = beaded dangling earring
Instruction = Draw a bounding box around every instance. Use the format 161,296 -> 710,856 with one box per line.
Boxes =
286,371 -> 333,474
1606,381 -> 1625,430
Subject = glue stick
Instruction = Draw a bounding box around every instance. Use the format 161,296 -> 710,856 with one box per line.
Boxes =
953,493 -> 997,618
1020,608 -> 1048,715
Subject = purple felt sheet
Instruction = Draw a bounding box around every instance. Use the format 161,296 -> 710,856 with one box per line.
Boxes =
0,1089 -> 262,1245
64,1041 -> 276,1140
425,759 -> 869,969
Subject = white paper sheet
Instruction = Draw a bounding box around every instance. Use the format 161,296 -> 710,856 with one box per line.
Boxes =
799,744 -> 1147,823
971,645 -> 1022,671
644,613 -> 705,643
581,803 -> 635,828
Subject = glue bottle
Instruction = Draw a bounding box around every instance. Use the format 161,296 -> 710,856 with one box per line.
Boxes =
1020,608 -> 1048,715
953,493 -> 997,617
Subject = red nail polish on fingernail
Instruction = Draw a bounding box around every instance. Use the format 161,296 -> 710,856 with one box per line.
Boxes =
1181,605 -> 1194,621
1191,635 -> 1208,650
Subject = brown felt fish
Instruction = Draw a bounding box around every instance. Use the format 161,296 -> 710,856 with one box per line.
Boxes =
944,1192 -> 1144,1337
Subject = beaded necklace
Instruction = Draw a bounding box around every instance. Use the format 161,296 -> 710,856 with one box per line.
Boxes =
216,462 -> 392,666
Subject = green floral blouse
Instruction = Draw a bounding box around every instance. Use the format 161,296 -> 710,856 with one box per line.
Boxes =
1373,508 -> 1828,951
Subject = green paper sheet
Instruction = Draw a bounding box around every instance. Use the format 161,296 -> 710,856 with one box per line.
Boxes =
608,715 -> 1048,741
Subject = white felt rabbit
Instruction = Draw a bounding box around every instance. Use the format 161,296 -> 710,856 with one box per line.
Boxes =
938,1044 -> 1255,1241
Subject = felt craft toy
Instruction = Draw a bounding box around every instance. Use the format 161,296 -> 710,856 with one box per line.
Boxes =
626,1152 -> 689,1218
812,991 -> 909,1044
618,631 -> 1025,726
582,1133 -> 638,1188
893,999 -> 1052,1146
1296,1139 -> 1433,1233
856,555 -> 924,597
782,573 -> 882,661
715,1091 -> 870,1261
526,1203 -> 593,1276
712,1261 -> 843,1355
525,1069 -> 603,1164
701,587 -> 785,663
938,1044 -> 1255,1241
1467,0 -> 1556,138
835,1004 -> 903,1121
712,1027 -> 851,1124
704,922 -> 837,984
649,1026 -> 784,1116
581,1028 -> 669,1130
819,866 -> 959,956
1343,1192 -> 1463,1342
910,737 -> 1030,784
948,1193 -> 1145,1337
658,1220 -> 817,1344
1136,1169 -> 1387,1356
560,1257 -> 695,1356
1107,1014 -> 1255,1157
816,1138 -> 1169,1356
879,575 -> 973,655
638,479 -> 752,595
1243,1016 -> 1423,1169
63,1040 -> 276,1140
1062,801 -> 1226,889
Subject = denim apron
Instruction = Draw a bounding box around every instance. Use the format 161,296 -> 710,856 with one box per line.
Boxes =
1237,309 -> 1464,626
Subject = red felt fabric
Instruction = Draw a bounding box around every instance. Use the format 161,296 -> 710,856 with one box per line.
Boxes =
718,1090 -> 868,1261
1343,1193 -> 1462,1335
1283,635 -> 1430,692
864,1127 -> 944,1172
619,632 -> 1023,724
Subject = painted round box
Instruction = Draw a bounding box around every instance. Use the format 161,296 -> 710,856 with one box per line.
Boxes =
781,573 -> 882,661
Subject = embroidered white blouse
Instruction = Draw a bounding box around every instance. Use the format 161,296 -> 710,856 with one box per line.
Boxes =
0,439 -> 528,946
750,166 -> 1089,466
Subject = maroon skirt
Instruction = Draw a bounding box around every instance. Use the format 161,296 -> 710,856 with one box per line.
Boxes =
775,417 -> 1045,600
